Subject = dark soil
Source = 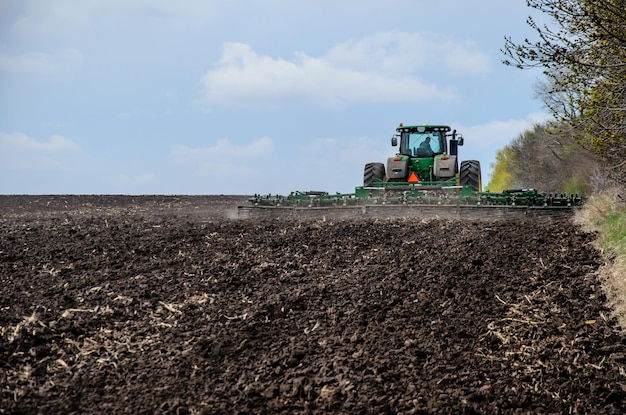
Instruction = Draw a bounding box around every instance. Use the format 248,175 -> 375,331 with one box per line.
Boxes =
1,195 -> 625,414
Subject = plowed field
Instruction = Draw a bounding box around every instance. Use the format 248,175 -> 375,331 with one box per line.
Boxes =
1,195 -> 625,414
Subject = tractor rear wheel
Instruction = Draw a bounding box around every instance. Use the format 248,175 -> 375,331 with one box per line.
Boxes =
364,162 -> 385,186
460,160 -> 482,191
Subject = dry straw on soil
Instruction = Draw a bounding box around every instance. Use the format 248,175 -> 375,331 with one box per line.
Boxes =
2,195 -> 625,414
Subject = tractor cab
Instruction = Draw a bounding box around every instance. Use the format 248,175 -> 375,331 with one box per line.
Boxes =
392,124 -> 463,158
399,126 -> 449,157
385,124 -> 464,183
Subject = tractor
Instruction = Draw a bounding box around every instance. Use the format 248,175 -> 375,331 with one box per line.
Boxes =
363,124 -> 482,191
241,122 -> 583,218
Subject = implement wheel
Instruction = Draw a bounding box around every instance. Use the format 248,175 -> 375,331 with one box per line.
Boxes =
364,162 -> 385,186
460,160 -> 482,191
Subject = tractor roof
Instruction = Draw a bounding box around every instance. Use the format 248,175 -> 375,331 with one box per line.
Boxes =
396,124 -> 451,133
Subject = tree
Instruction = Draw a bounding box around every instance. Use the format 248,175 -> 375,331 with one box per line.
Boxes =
487,147 -> 515,193
488,122 -> 596,195
502,0 -> 626,182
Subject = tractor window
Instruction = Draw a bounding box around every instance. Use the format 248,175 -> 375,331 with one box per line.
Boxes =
401,132 -> 442,156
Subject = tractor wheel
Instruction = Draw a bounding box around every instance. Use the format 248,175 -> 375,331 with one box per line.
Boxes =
460,160 -> 482,191
364,162 -> 385,186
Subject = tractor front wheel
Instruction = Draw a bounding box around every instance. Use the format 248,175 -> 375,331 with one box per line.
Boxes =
460,160 -> 482,191
364,162 -> 385,186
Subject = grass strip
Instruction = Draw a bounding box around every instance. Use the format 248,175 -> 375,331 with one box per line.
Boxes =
576,188 -> 626,330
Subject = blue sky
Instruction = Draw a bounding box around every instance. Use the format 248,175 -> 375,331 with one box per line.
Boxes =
0,0 -> 550,195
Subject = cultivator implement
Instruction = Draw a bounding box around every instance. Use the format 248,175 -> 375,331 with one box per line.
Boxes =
238,182 -> 583,220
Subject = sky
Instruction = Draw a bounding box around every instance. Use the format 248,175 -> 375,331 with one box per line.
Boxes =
0,0 -> 551,195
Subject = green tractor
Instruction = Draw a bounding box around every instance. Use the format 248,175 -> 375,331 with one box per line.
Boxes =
363,124 -> 482,191
242,122 -> 583,216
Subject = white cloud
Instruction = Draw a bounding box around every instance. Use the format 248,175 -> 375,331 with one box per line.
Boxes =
302,136 -> 388,165
201,35 -> 472,109
441,40 -> 492,75
171,136 -> 274,178
274,135 -> 391,193
12,0 -> 225,36
325,32 -> 490,76
0,48 -> 83,73
171,136 -> 273,160
0,132 -> 79,153
0,132 -> 81,171
459,112 -> 552,150
453,112 -> 553,181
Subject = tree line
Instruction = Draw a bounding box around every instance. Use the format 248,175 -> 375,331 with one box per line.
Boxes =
489,0 -> 625,194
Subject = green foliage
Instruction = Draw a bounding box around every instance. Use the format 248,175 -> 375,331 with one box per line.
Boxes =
563,176 -> 590,196
601,211 -> 626,257
502,0 -> 626,184
597,208 -> 626,327
491,121 -> 596,194
575,190 -> 626,329
583,77 -> 626,181
486,147 -> 514,192
582,190 -> 626,255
